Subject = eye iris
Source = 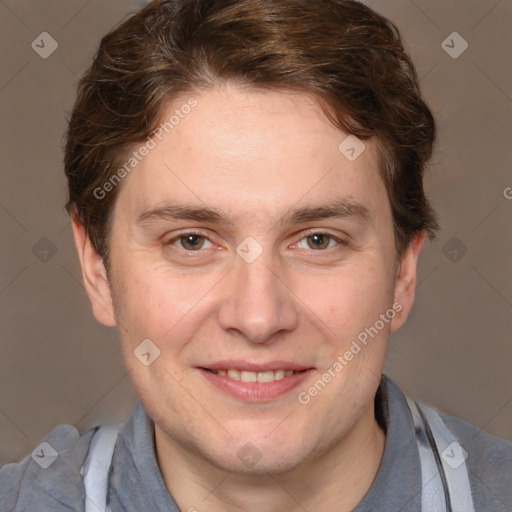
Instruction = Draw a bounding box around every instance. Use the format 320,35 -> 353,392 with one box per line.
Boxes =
181,234 -> 205,250
307,234 -> 330,250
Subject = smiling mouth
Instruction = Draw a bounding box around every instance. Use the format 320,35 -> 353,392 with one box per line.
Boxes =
202,368 -> 306,383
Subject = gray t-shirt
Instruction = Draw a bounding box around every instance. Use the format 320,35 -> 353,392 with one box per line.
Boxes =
1,375 -> 511,511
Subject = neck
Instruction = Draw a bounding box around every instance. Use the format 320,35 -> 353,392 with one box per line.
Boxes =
154,403 -> 386,512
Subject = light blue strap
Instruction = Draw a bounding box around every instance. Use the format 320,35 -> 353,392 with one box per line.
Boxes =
406,397 -> 476,512
80,425 -> 120,512
407,398 -> 448,511
418,401 -> 475,512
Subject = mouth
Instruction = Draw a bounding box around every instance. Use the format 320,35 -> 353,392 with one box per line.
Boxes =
202,368 -> 302,382
197,363 -> 314,402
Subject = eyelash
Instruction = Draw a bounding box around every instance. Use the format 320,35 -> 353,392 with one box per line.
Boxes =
294,232 -> 344,251
164,231 -> 214,251
163,229 -> 346,253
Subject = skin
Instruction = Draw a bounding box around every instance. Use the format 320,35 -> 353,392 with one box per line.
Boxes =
73,83 -> 424,511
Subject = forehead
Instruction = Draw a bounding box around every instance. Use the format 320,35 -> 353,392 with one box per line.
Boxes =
113,84 -> 388,226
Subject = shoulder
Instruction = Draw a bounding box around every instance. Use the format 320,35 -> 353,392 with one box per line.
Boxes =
0,424 -> 95,512
384,376 -> 512,511
438,408 -> 512,510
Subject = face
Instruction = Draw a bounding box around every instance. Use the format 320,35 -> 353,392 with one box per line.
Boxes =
75,84 -> 423,474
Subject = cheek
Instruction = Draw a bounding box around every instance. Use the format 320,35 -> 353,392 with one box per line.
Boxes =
111,262 -> 223,347
296,261 -> 394,333
115,275 -> 166,338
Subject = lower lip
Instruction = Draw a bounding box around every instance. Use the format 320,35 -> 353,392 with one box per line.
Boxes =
198,368 -> 314,402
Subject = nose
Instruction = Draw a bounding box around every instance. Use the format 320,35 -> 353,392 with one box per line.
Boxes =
217,249 -> 300,344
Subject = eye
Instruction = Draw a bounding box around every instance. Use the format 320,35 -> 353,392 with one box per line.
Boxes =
295,232 -> 342,251
166,232 -> 214,251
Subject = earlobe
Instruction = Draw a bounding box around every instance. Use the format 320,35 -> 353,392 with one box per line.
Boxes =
390,231 -> 426,332
71,218 -> 117,327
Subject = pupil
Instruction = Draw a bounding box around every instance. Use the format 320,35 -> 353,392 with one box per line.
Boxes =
309,234 -> 328,249
182,234 -> 204,250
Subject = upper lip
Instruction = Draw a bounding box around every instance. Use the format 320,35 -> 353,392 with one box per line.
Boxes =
199,361 -> 314,372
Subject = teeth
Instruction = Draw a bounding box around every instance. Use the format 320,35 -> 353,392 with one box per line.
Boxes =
274,370 -> 285,380
227,369 -> 240,381
257,371 -> 275,383
241,371 -> 257,383
211,369 -> 298,382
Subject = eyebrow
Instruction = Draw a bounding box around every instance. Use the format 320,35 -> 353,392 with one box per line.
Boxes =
136,203 -> 231,226
135,198 -> 373,227
281,198 -> 373,226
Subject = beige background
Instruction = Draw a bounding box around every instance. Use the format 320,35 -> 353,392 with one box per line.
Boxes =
0,0 -> 511,465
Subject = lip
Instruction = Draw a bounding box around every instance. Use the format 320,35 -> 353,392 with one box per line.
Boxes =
203,359 -> 311,372
200,360 -> 313,372
197,361 -> 315,402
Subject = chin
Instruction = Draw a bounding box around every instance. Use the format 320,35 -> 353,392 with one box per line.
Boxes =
211,451 -> 307,476
200,435 -> 313,476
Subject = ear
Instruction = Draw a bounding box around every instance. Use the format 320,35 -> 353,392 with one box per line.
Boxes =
390,231 -> 425,332
71,218 -> 116,327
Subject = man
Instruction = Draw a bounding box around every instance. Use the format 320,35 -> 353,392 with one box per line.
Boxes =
1,0 -> 511,511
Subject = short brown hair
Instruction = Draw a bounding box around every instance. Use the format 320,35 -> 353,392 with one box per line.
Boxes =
65,0 -> 439,268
